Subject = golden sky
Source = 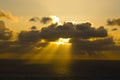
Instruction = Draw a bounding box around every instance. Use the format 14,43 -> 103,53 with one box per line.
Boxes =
0,0 -> 120,31
0,0 -> 120,61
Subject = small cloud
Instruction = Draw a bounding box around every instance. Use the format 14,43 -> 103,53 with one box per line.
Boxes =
29,16 -> 60,25
29,17 -> 40,22
107,18 -> 120,26
40,16 -> 53,24
112,28 -> 118,31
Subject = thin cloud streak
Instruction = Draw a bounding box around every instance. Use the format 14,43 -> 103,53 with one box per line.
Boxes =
0,9 -> 18,22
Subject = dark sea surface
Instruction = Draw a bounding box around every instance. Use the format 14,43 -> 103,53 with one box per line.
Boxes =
0,59 -> 120,80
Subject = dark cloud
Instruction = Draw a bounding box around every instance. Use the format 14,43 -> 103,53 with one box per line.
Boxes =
29,16 -> 59,25
71,37 -> 115,55
0,21 -> 47,53
75,24 -> 107,39
29,17 -> 40,22
18,30 -> 40,43
40,23 -> 59,41
31,26 -> 38,31
0,41 -> 41,53
40,22 -> 108,41
0,9 -> 18,22
5,21 -> 109,55
107,18 -> 120,26
0,21 -> 13,40
112,28 -> 118,31
0,17 -> 120,56
29,16 -> 53,24
40,16 -> 53,24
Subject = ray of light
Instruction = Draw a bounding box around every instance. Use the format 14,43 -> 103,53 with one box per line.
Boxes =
23,37 -> 72,64
26,42 -> 60,64
52,43 -> 72,75
37,43 -> 59,63
26,42 -> 54,63
25,39 -> 72,64
55,38 -> 70,45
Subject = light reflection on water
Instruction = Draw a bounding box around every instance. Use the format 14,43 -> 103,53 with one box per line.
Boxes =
0,58 -> 120,80
52,59 -> 72,77
22,42 -> 73,77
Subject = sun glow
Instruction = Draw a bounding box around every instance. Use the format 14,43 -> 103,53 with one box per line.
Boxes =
51,16 -> 60,23
54,38 -> 71,45
26,40 -> 72,64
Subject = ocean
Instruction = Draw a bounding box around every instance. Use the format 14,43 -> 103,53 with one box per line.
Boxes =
0,59 -> 120,80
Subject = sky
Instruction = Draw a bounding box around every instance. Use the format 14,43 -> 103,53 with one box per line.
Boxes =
1,2 -> 120,78
0,0 -> 120,61
0,0 -> 120,31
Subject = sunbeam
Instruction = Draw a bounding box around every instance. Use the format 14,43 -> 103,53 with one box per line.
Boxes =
54,38 -> 71,45
25,38 -> 72,64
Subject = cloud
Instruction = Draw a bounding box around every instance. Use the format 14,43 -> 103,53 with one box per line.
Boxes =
0,41 -> 38,53
0,25 -> 46,54
71,37 -> 115,55
0,17 -> 120,57
107,18 -> 120,26
40,22 -> 108,41
15,21 -> 109,55
112,28 -> 118,31
29,17 -> 40,22
29,16 -> 60,25
0,10 -> 18,22
40,16 -> 53,24
0,21 -> 13,40
18,30 -> 40,43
